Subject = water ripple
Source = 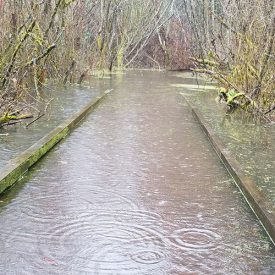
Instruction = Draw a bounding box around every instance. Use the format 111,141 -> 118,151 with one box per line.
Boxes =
131,250 -> 165,264
169,228 -> 221,251
31,210 -> 169,273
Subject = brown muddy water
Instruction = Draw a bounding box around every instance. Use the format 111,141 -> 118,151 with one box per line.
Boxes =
0,71 -> 274,274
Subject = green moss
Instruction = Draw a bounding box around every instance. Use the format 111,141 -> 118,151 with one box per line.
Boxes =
0,93 -> 107,195
0,126 -> 69,194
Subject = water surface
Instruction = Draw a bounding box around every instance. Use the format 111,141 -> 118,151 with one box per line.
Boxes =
173,72 -> 275,206
0,71 -> 274,274
0,77 -> 111,167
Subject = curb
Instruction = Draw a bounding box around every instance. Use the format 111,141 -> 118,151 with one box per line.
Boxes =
0,91 -> 109,195
181,94 -> 275,244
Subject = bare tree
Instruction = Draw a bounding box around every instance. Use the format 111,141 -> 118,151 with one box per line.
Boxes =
0,0 -> 190,127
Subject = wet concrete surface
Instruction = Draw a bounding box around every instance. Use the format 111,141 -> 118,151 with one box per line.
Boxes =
0,71 -> 274,274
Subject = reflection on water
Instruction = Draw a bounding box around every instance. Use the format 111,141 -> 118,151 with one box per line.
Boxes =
176,75 -> 275,206
0,71 -> 274,274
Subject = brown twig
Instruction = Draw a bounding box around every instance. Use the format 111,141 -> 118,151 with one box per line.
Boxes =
25,113 -> 45,128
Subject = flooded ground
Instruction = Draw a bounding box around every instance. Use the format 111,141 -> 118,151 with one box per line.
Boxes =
0,77 -> 111,167
174,73 -> 275,207
0,71 -> 274,274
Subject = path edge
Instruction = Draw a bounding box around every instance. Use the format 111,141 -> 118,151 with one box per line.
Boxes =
0,91 -> 109,195
181,95 -> 275,245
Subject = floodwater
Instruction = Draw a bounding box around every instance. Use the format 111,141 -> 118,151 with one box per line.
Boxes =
0,77 -> 110,167
0,71 -> 274,274
174,73 -> 275,207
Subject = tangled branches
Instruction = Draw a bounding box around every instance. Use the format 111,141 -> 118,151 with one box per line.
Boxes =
0,0 -> 182,127
181,0 -> 275,120
0,0 -> 77,127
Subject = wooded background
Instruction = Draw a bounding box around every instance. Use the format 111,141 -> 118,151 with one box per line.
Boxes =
0,0 -> 274,125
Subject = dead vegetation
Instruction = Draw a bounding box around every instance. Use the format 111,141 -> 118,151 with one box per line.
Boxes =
1,0 -> 273,126
181,0 -> 275,120
1,0 -> 188,127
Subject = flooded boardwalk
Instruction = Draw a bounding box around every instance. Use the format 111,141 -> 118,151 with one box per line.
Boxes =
0,71 -> 274,274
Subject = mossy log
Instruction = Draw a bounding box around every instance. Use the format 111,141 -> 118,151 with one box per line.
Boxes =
0,113 -> 33,126
190,57 -> 219,67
